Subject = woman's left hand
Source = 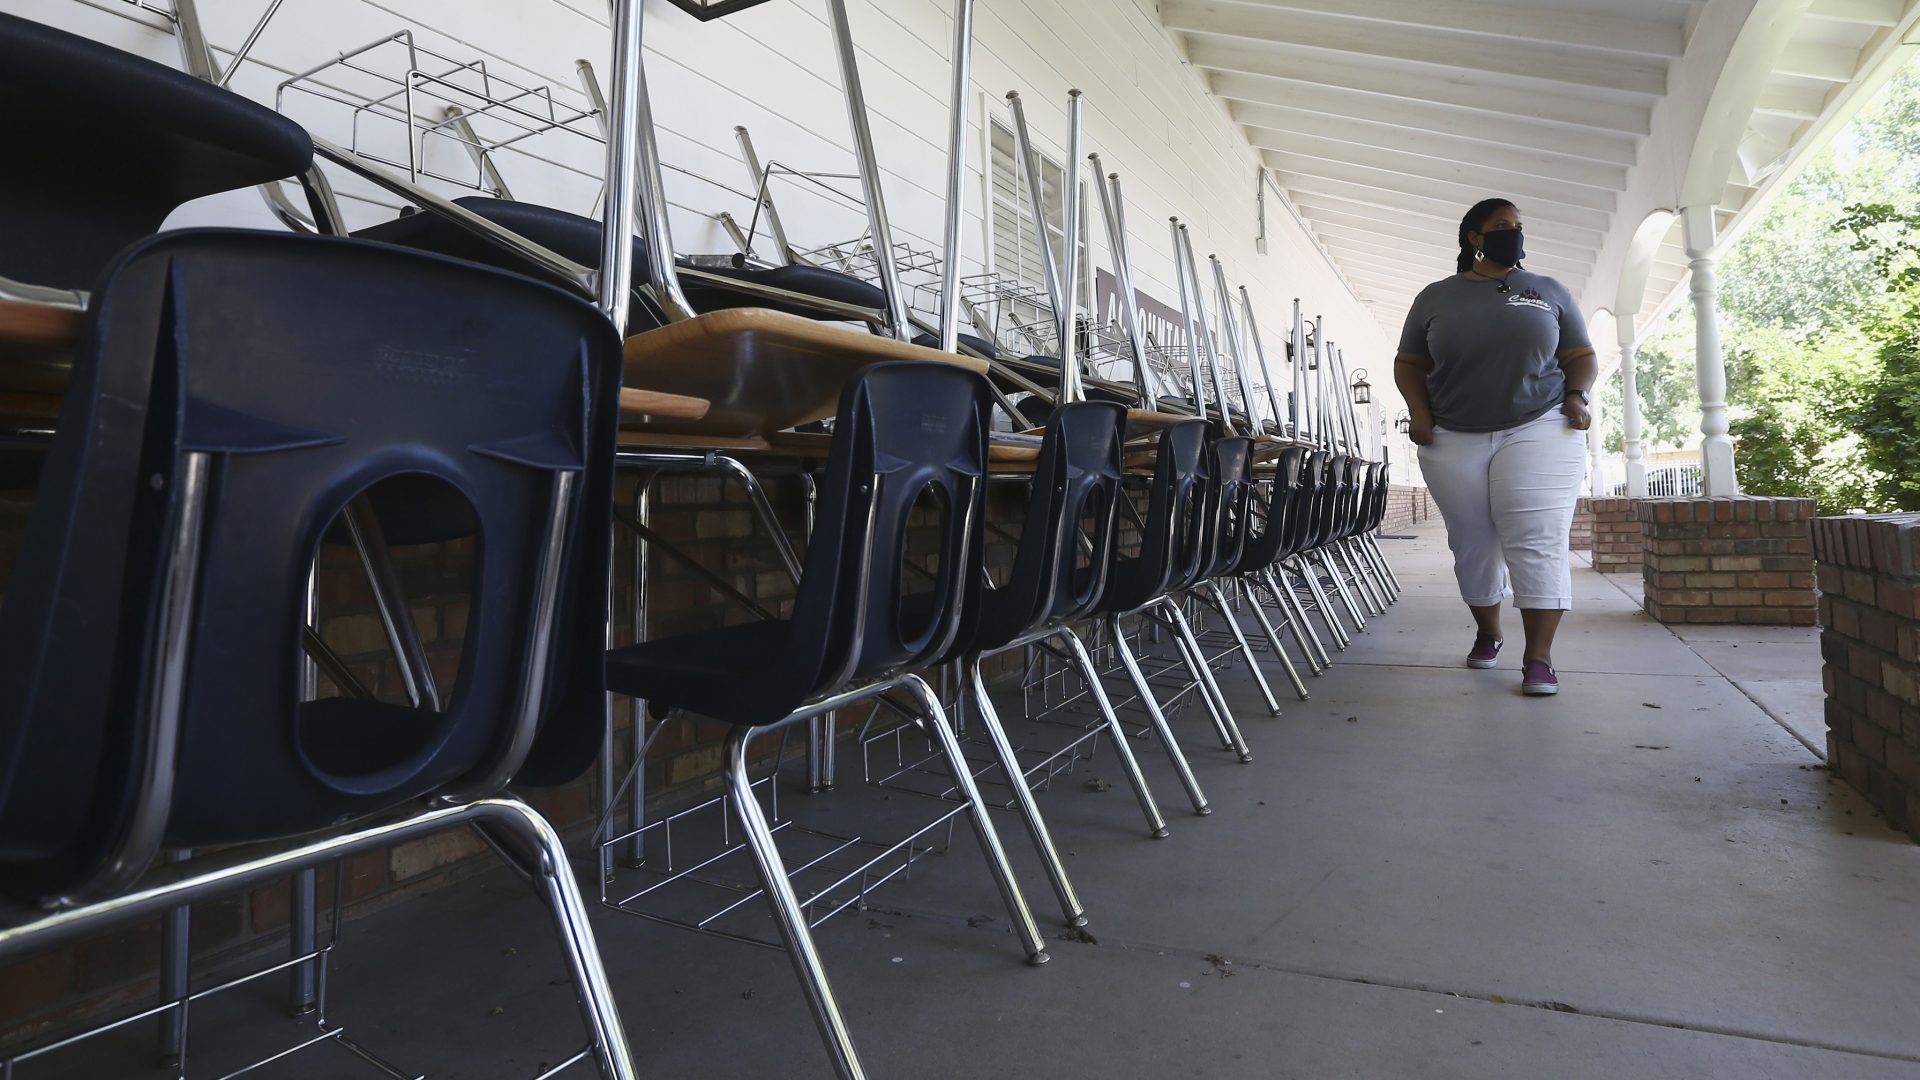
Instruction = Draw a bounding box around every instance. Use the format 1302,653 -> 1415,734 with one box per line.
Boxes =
1562,397 -> 1592,431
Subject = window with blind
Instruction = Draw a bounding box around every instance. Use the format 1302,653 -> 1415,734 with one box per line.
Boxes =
987,116 -> 1087,301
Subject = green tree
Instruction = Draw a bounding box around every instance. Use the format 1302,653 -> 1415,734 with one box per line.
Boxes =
1598,306 -> 1699,455
1830,198 -> 1920,510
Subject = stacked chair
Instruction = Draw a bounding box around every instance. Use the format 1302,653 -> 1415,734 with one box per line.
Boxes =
602,362 -> 1048,1080
0,227 -> 635,1079
0,11 -> 643,1079
0,3 -> 1404,1079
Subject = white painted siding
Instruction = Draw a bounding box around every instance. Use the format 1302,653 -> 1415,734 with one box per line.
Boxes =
9,0 -> 1395,404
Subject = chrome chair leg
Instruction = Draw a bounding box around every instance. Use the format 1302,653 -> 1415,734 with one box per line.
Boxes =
288,867 -> 317,1015
724,727 -> 867,1080
1106,615 -> 1211,815
1201,581 -> 1280,716
1361,533 -> 1400,601
291,571 -> 319,1018
342,495 -> 440,710
1318,549 -> 1369,632
1347,537 -> 1391,607
625,486 -> 651,864
1349,538 -> 1391,611
1366,532 -> 1404,596
1163,600 -> 1252,762
1337,541 -> 1385,616
1294,557 -> 1351,650
1263,566 -> 1328,673
156,852 -> 190,1069
2,801 -> 639,1080
1306,552 -> 1359,643
1157,604 -> 1238,752
599,553 -> 623,882
1058,628 -> 1168,838
1240,577 -> 1311,700
901,674 -> 1050,964
966,656 -> 1090,928
503,804 -> 642,1080
1263,567 -> 1330,673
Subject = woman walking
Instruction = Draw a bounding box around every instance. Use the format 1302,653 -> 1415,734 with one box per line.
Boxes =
1393,198 -> 1597,696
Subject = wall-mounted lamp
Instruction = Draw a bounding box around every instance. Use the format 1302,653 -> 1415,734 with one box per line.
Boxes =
1393,410 -> 1412,435
1350,369 -> 1372,406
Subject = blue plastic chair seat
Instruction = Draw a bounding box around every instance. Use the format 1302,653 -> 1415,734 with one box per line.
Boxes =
0,12 -> 314,290
355,197 -> 886,331
604,362 -> 991,731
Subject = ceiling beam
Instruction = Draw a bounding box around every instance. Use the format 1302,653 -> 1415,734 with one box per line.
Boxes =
1335,272 -> 1429,302
1238,112 -> 1631,191
1211,72 -> 1642,166
1773,41 -> 1864,83
1309,218 -> 1597,277
1317,247 -> 1592,300
1754,79 -> 1834,120
1336,269 -> 1443,297
1179,0 -> 1685,58
1263,141 -> 1619,212
1287,190 -> 1608,251
1315,237 -> 1583,292
1279,179 -> 1613,239
1274,168 -> 1614,234
1303,205 -> 1601,263
1333,272 -> 1424,299
1185,41 -> 1655,134
1314,242 -> 1455,280
1163,3 -> 1671,96
1807,0 -> 1907,25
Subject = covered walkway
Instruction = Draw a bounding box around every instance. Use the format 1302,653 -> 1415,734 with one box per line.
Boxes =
56,525 -> 1913,1079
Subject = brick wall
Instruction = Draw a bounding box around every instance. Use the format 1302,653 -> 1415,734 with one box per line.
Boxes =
1381,485 -> 1433,532
1588,497 -> 1644,573
1812,513 -> 1920,841
1570,498 -> 1595,552
1639,496 -> 1817,626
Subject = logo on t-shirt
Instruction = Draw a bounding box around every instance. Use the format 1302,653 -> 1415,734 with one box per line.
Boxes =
1506,287 -> 1553,313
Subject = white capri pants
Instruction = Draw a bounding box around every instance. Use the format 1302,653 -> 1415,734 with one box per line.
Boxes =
1416,410 -> 1588,610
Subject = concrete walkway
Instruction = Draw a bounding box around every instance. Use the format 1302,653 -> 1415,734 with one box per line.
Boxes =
55,525 -> 1920,1079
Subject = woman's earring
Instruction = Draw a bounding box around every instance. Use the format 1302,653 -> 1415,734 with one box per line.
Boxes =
1474,249 -> 1484,261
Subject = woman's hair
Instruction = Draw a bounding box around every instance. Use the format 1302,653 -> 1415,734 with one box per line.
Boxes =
1456,198 -> 1518,273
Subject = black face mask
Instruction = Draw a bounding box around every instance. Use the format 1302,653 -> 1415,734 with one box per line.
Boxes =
1479,228 -> 1525,267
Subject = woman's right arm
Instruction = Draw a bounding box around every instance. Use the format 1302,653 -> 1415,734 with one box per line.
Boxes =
1393,351 -> 1437,445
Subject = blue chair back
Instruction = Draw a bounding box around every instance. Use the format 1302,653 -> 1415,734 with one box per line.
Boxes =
962,401 -> 1125,654
0,231 -> 617,896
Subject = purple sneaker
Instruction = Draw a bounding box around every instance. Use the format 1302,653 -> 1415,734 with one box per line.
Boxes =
1466,635 -> 1503,669
1521,660 -> 1559,696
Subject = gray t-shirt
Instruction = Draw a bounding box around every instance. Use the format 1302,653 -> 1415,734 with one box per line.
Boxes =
1397,269 -> 1589,433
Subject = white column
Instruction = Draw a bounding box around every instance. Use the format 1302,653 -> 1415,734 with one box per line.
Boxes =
1681,204 -> 1738,495
1617,312 -> 1647,497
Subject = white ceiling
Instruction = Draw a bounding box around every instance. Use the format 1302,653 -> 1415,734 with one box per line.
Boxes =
1160,0 -> 1920,338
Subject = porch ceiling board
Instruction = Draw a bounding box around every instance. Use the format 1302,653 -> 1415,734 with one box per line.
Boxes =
1212,74 -> 1644,166
1305,215 -> 1601,272
1167,0 -> 1687,334
1162,4 -> 1673,96
1234,108 -> 1634,188
1184,40 -> 1657,134
1809,0 -> 1908,25
1282,184 -> 1613,244
1314,247 -> 1593,303
1165,0 -> 1919,338
1262,145 -> 1619,213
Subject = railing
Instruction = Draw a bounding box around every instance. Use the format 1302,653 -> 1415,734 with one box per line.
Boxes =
1611,464 -> 1703,498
